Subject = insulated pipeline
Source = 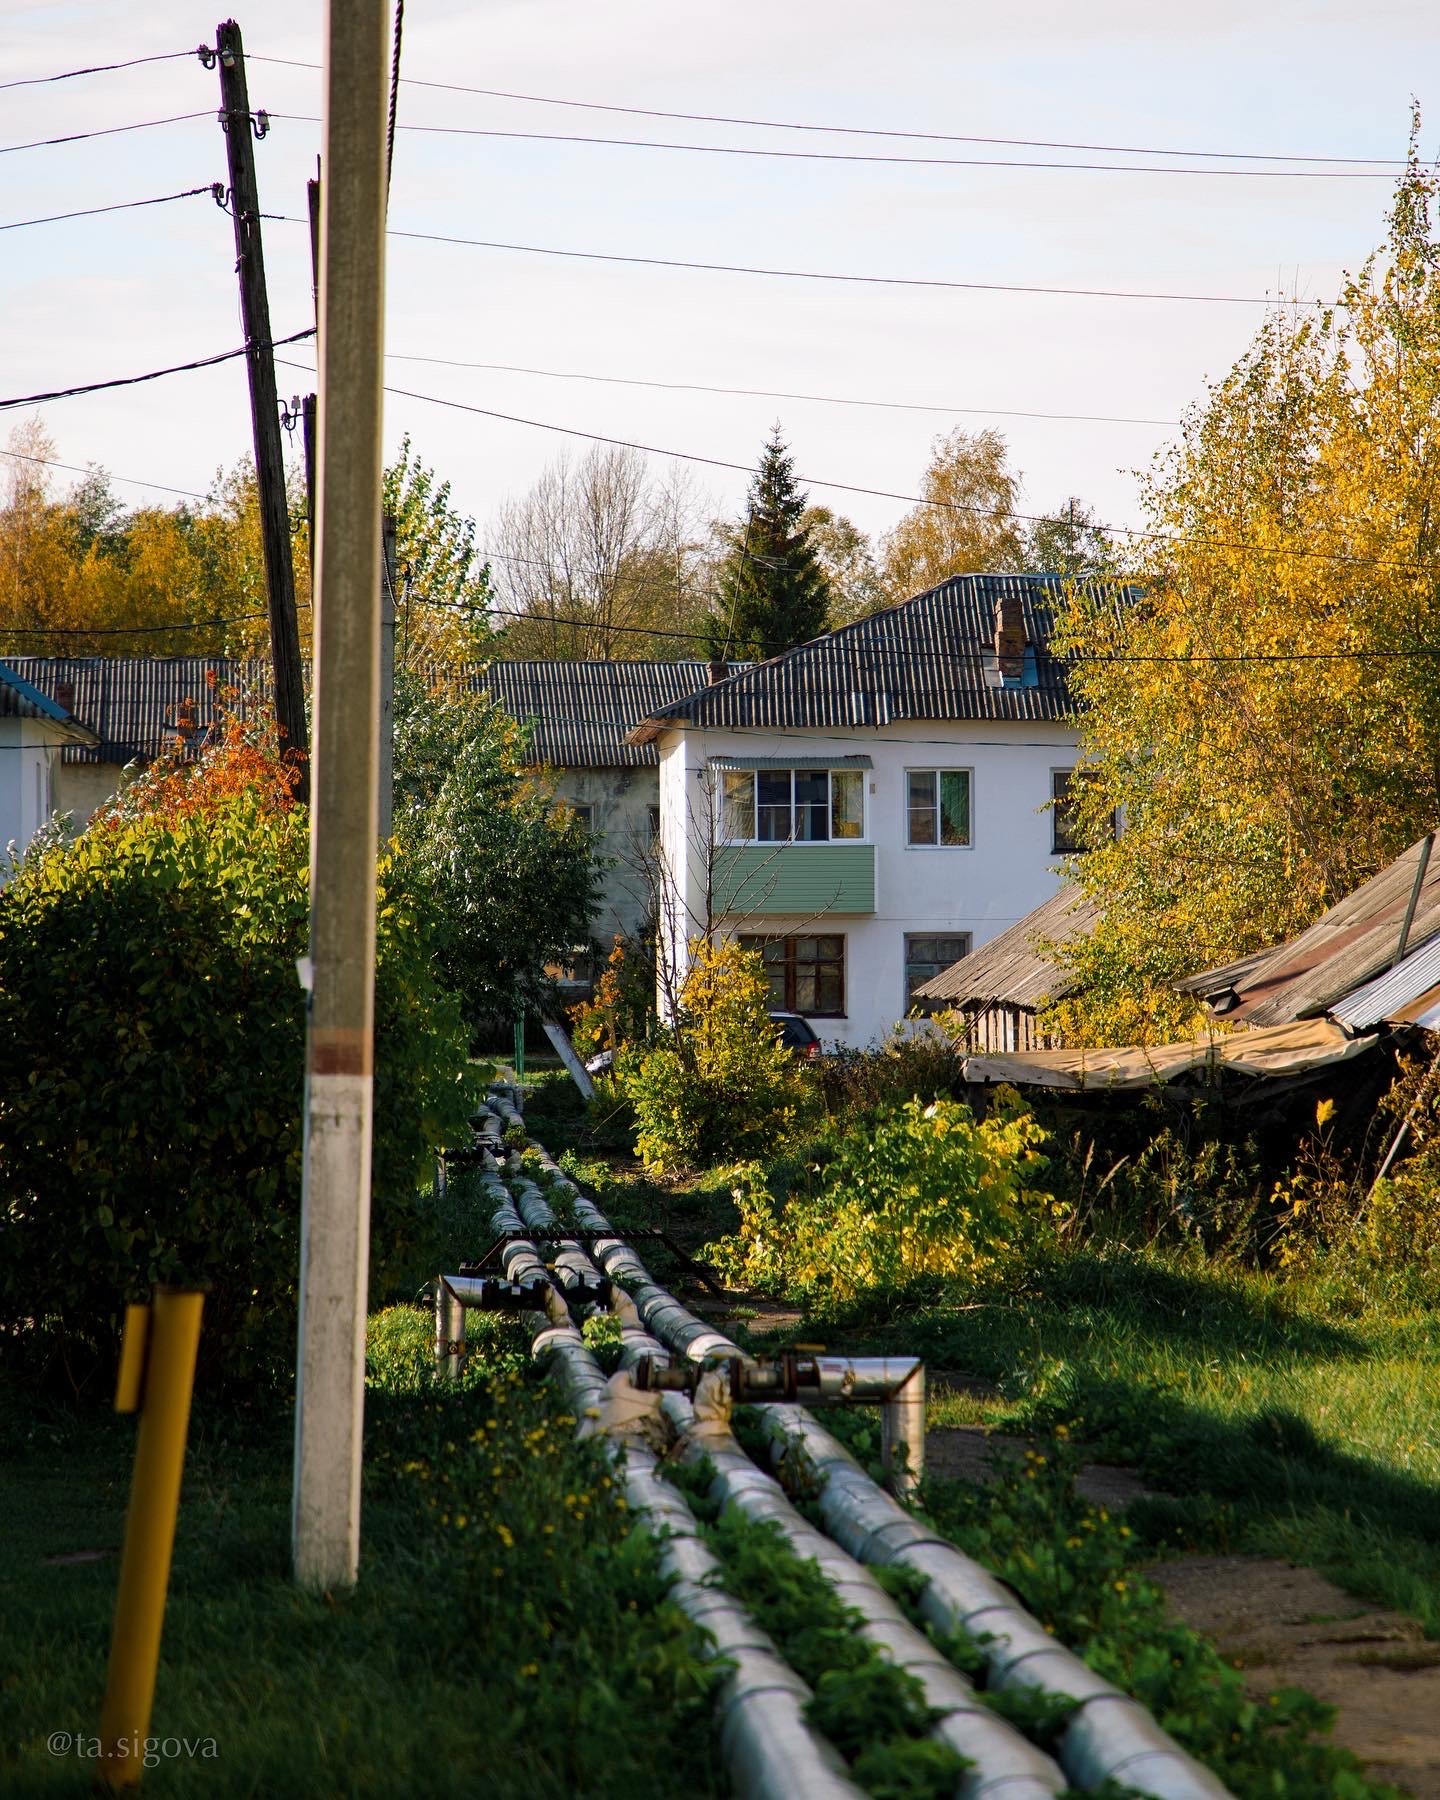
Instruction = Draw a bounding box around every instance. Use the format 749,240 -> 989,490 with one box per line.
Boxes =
757,1406 -> 1234,1800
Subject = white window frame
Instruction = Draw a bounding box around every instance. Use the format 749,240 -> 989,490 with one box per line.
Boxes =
905,767 -> 974,850
717,766 -> 866,846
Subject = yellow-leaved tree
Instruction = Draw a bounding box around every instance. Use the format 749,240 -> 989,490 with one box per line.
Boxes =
1049,129 -> 1440,1045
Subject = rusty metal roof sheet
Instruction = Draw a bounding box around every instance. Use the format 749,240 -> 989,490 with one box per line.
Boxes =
962,1017 -> 1374,1090
1217,833 -> 1440,1027
914,884 -> 1101,1010
627,574 -> 1125,741
1328,930 -> 1440,1032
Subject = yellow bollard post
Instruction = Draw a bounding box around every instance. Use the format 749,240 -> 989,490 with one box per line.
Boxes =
98,1288 -> 204,1790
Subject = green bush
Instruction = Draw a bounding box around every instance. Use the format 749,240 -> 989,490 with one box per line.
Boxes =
620,939 -> 816,1173
707,1095 -> 1057,1316
0,794 -> 475,1392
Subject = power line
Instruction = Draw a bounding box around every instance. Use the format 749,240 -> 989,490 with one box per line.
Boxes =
270,112 -> 1399,179
278,358 -> 1428,575
0,49 -> 197,92
0,184 -> 221,235
0,448 -> 208,501
273,214 -> 1309,307
413,593 -> 1440,666
246,56 -> 1407,167
0,613 -> 273,640
381,351 -> 1181,429
0,112 -> 214,157
1,329 -> 316,413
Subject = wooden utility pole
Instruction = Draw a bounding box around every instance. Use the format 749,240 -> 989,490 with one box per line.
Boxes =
216,18 -> 309,801
302,167 -> 321,561
292,0 -> 389,1592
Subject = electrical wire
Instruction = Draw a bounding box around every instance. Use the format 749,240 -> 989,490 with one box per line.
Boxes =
245,56 -> 1408,167
0,184 -> 220,234
269,112 -> 1401,179
275,356 -> 1429,574
0,614 -> 272,640
1,329 -> 316,413
271,214 -> 1309,307
0,112 -> 215,157
381,352 -> 1181,428
0,49 -> 197,92
0,448 -> 208,501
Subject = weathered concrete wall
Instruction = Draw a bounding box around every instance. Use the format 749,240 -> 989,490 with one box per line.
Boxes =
53,759 -> 127,827
550,766 -> 659,948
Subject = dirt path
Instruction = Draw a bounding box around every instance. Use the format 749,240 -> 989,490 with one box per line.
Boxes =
925,1421 -> 1440,1798
1147,1556 -> 1440,1800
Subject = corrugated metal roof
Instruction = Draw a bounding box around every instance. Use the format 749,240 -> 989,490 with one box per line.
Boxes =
478,660 -> 723,767
1328,930 -> 1440,1031
1217,832 -> 1440,1028
629,575 -> 1119,740
6,657 -> 264,764
0,659 -> 98,743
708,753 -> 872,771
914,884 -> 1101,1009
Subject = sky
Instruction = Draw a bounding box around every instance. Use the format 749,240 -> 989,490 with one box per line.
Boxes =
4,0 -> 1439,570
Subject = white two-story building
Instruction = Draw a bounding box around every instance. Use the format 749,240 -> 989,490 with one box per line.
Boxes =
628,574 -> 1100,1048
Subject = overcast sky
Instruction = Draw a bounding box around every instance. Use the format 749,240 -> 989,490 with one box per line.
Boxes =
4,1 -> 1439,560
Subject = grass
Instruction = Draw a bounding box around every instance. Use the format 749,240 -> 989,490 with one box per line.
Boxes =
0,1211 -> 726,1798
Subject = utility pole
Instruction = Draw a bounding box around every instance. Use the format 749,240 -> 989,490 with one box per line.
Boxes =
292,0 -> 389,1592
379,514 -> 396,840
302,166 -> 321,561
215,18 -> 309,802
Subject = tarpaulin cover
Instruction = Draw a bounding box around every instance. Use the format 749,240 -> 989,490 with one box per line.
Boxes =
961,1017 -> 1374,1090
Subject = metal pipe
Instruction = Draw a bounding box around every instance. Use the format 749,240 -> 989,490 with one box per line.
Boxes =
434,1276 -> 465,1379
881,1363 -> 926,1499
654,1374 -> 1065,1800
758,1405 -> 1233,1800
531,1302 -> 864,1796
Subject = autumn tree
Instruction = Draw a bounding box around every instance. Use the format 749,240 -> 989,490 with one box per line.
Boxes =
489,446 -> 709,659
1051,136 -> 1440,1043
879,427 -> 1024,600
1024,497 -> 1113,577
384,433 -> 494,664
801,505 -> 886,622
708,427 -> 830,659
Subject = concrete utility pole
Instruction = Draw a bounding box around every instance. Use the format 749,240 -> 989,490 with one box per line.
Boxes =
215,19 -> 309,802
379,514 -> 397,840
292,0 -> 390,1592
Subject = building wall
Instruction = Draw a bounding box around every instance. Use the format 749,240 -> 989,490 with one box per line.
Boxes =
550,766 -> 660,948
53,758 -> 127,826
1,720 -> 61,878
657,719 -> 1081,1047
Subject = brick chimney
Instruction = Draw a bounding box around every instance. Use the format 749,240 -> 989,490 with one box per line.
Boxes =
994,594 -> 1027,680
708,657 -> 729,686
55,679 -> 76,715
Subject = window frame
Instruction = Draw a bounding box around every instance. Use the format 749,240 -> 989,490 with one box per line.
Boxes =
905,767 -> 974,849
717,767 -> 866,846
903,931 -> 972,1013
737,932 -> 847,1018
1050,768 -> 1114,854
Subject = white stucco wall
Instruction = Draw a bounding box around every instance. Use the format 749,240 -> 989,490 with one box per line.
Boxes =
0,719 -> 61,878
656,718 -> 1082,1047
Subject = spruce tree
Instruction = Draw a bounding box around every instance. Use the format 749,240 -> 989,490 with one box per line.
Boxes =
710,426 -> 831,659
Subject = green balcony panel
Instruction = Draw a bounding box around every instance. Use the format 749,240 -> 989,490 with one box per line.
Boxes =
714,844 -> 876,916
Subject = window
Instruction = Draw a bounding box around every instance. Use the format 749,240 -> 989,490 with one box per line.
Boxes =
1051,770 -> 1114,853
739,934 -> 846,1016
647,803 -> 661,844
568,802 -> 594,832
904,933 -> 971,1012
720,768 -> 864,843
907,770 -> 971,846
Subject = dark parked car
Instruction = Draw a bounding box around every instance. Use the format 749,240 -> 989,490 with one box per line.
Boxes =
584,1010 -> 823,1075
